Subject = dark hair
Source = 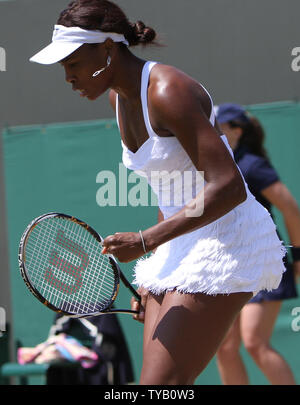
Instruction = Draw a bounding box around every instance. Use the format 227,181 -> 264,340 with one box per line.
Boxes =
229,116 -> 270,160
57,0 -> 157,46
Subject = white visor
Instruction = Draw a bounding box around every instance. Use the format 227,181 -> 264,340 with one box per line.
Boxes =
30,24 -> 129,65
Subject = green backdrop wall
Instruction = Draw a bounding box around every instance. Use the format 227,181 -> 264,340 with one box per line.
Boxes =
2,101 -> 300,385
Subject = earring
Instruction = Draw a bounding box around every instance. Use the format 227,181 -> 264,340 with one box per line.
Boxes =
92,55 -> 112,78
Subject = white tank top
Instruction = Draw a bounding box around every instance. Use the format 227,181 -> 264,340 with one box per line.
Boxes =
115,61 -> 241,219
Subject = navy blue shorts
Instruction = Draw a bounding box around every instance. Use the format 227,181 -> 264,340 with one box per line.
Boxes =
250,255 -> 298,303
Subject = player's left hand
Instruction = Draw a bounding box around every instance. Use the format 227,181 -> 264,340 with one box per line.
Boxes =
102,232 -> 145,262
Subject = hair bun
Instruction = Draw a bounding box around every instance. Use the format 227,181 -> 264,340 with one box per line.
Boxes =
128,20 -> 156,46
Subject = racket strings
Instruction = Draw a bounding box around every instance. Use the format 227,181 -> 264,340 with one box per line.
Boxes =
24,217 -> 117,314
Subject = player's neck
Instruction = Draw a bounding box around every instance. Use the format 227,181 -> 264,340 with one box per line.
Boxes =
110,49 -> 146,101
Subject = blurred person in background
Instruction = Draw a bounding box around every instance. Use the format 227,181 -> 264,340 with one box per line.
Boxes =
216,103 -> 300,385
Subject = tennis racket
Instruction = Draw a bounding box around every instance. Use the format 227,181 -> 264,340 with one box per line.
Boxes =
18,212 -> 141,318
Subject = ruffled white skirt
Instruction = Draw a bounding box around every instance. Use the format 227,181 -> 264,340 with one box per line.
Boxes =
133,195 -> 286,296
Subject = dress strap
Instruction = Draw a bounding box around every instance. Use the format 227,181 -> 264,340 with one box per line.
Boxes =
140,61 -> 158,138
115,61 -> 157,136
201,84 -> 216,126
115,93 -> 120,129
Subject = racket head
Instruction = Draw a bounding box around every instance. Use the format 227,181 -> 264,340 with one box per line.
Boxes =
18,213 -> 121,317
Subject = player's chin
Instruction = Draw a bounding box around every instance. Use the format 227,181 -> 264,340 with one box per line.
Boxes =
85,91 -> 99,101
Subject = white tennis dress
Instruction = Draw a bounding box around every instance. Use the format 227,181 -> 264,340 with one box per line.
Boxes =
116,61 -> 286,296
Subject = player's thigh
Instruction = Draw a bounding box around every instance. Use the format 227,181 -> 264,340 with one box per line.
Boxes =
141,291 -> 252,383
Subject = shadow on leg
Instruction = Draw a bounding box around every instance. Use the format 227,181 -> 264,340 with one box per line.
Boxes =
140,291 -> 252,385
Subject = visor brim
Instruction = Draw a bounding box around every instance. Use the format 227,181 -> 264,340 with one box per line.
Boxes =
29,42 -> 83,65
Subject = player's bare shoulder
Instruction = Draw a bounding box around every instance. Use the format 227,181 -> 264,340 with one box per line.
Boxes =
149,64 -> 200,101
148,64 -> 206,124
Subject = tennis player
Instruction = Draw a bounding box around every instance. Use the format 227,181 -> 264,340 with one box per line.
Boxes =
29,0 -> 286,385
215,104 -> 300,385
